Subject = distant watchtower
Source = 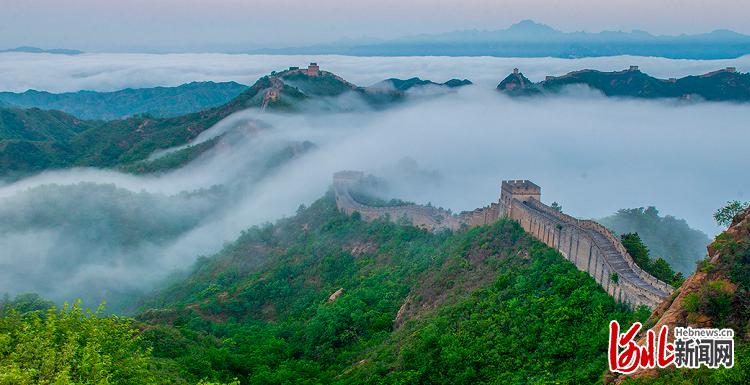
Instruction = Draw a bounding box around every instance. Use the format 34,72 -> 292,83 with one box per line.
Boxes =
499,180 -> 541,218
628,65 -> 640,72
307,62 -> 320,77
513,68 -> 520,75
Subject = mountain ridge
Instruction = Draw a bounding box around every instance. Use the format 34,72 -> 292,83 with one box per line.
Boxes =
498,66 -> 750,101
252,20 -> 750,59
0,81 -> 249,120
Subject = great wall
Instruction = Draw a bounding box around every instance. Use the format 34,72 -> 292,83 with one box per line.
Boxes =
333,171 -> 673,309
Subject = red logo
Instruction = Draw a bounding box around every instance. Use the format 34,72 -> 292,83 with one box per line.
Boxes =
608,320 -> 675,374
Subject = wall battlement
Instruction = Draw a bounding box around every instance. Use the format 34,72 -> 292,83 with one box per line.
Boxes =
332,171 -> 673,308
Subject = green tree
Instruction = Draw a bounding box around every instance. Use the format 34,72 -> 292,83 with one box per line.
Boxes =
714,200 -> 749,227
621,232 -> 680,286
0,301 -> 154,385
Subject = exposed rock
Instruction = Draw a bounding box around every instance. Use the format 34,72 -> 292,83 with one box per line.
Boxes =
613,206 -> 750,383
393,295 -> 412,329
328,287 -> 344,302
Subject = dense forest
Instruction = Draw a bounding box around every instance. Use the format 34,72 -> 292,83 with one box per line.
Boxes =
2,193 -> 648,384
2,194 -> 749,384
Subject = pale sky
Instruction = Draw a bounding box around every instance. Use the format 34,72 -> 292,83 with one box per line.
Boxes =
2,0 -> 749,52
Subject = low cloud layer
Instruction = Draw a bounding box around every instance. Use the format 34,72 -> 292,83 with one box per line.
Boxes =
0,52 -> 749,92
0,56 -> 748,311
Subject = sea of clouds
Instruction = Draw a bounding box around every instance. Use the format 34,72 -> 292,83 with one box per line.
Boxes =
0,52 -> 749,92
0,53 -> 748,310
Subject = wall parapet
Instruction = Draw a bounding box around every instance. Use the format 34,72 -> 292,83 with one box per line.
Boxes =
332,172 -> 673,308
519,198 -> 672,307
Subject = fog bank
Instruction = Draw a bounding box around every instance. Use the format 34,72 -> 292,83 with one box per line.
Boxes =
0,52 -> 749,92
0,78 -> 748,311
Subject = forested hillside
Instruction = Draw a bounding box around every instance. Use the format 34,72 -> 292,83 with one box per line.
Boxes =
0,82 -> 249,120
617,206 -> 750,384
498,67 -> 750,101
131,192 -> 646,384
599,207 -> 711,274
0,70 -> 405,179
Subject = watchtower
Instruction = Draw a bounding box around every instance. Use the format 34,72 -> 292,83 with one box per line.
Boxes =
629,65 -> 640,72
499,180 -> 541,218
307,62 -> 320,77
513,68 -> 520,75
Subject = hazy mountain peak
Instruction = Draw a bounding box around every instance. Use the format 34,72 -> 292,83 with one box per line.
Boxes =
506,19 -> 557,34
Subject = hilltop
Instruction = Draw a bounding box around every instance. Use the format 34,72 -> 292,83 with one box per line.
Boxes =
132,191 -> 645,384
369,77 -> 472,91
0,64 -> 421,178
498,66 -> 750,102
0,81 -> 249,120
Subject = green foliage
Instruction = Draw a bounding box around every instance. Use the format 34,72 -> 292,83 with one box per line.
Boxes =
0,108 -> 97,141
620,343 -> 750,385
550,201 -> 563,212
600,207 -> 710,274
343,246 -> 641,385
0,82 -> 248,120
118,137 -> 221,174
621,232 -> 682,286
0,79 -> 271,178
714,200 -> 749,227
682,292 -> 701,313
538,69 -> 750,101
0,293 -> 54,316
0,301 -> 154,384
133,193 -> 642,384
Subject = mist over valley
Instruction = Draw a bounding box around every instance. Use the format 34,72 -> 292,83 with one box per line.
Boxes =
0,58 -> 746,309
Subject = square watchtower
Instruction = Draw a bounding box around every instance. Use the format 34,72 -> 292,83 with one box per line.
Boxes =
499,180 -> 541,218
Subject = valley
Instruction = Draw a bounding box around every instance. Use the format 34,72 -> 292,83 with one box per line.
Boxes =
0,54 -> 748,384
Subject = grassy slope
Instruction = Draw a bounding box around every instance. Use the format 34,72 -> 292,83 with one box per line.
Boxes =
136,193 -> 646,384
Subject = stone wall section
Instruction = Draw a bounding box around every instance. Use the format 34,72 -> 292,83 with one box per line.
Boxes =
332,171 -> 672,308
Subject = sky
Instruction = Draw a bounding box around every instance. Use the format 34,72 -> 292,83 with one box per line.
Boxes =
2,0 -> 750,52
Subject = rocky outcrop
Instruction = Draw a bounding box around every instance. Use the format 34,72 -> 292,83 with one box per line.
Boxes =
496,69 -> 538,95
612,205 -> 750,382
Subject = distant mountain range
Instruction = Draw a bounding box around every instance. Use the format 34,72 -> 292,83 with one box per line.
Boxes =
497,66 -> 750,101
254,20 -> 750,59
0,46 -> 83,55
0,81 -> 249,120
1,64 -> 747,179
0,66 -> 466,178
